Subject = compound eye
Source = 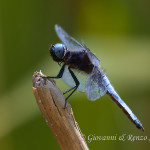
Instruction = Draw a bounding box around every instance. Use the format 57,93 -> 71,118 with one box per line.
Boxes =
54,43 -> 66,59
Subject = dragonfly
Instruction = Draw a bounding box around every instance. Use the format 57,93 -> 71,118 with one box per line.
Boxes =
47,24 -> 144,131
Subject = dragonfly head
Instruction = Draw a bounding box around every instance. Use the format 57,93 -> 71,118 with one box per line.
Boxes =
50,43 -> 67,62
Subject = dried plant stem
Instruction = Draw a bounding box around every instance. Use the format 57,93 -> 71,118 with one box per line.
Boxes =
32,72 -> 89,150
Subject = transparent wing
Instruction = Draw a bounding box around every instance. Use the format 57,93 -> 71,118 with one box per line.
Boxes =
85,67 -> 107,100
55,24 -> 84,51
82,41 -> 100,66
55,24 -> 100,66
87,51 -> 100,66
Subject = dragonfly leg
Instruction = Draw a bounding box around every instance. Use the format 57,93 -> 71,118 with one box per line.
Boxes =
44,64 -> 65,79
63,87 -> 76,95
64,67 -> 80,108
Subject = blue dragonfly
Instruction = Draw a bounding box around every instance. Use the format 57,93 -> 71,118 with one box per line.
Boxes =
48,25 -> 144,131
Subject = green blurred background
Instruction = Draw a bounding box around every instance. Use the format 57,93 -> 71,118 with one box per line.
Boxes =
0,0 -> 150,149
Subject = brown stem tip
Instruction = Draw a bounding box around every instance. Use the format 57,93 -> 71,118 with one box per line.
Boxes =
32,72 -> 89,150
